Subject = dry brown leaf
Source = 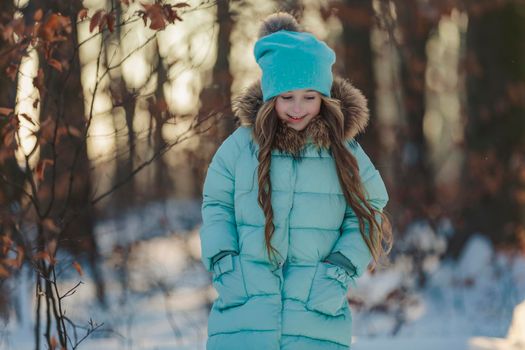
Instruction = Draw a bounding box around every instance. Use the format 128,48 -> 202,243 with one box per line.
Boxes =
68,126 -> 82,138
57,13 -> 72,34
48,58 -> 63,72
79,8 -> 89,21
35,159 -> 54,182
40,13 -> 60,41
6,64 -> 18,81
3,258 -> 21,269
50,335 -> 58,350
72,261 -> 84,276
98,13 -> 107,33
149,14 -> 166,30
107,13 -> 115,33
33,251 -> 50,262
0,265 -> 10,278
141,3 -> 153,11
34,9 -> 43,22
1,236 -> 13,255
3,130 -> 15,147
89,10 -> 104,33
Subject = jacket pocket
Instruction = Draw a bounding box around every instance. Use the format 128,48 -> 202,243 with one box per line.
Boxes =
212,254 -> 249,310
305,261 -> 351,317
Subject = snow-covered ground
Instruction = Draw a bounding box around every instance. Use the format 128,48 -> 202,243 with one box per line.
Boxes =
1,198 -> 524,350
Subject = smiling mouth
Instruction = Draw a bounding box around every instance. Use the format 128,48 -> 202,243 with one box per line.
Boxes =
287,114 -> 307,120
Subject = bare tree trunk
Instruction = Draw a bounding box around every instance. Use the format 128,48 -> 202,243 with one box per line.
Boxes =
108,0 -> 138,209
337,1 -> 379,158
0,0 -> 25,322
114,80 -> 137,206
194,0 -> 234,195
25,0 -> 105,304
340,0 -> 375,111
151,48 -> 173,198
199,0 -> 234,140
455,1 -> 525,255
391,0 -> 437,232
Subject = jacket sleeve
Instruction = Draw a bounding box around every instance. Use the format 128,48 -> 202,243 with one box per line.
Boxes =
199,130 -> 244,272
328,140 -> 389,280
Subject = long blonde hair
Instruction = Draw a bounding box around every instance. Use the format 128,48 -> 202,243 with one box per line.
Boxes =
254,96 -> 393,269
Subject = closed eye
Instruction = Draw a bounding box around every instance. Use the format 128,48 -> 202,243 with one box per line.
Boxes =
280,95 -> 317,100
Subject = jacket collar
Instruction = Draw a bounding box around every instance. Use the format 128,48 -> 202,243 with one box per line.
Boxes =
232,75 -> 370,157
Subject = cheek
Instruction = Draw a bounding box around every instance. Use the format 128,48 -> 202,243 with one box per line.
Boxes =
308,101 -> 321,115
275,101 -> 288,119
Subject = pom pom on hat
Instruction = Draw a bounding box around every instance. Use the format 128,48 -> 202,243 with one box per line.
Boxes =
257,12 -> 301,38
254,13 -> 335,102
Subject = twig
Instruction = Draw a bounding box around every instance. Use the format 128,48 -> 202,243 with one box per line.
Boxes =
60,281 -> 84,300
50,267 -> 68,346
157,281 -> 183,344
62,316 -> 106,350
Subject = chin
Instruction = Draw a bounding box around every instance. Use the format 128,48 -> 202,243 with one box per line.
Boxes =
291,125 -> 307,131
290,119 -> 313,131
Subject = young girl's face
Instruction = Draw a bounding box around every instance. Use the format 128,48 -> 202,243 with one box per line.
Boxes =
275,89 -> 322,131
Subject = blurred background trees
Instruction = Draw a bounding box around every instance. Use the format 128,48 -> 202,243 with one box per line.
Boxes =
0,0 -> 524,347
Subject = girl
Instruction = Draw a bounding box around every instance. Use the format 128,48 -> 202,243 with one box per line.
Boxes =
199,12 -> 392,350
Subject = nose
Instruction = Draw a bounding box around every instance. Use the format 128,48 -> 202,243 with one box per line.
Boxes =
291,100 -> 303,114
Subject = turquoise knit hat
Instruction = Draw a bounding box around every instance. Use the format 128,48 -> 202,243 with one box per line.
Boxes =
254,30 -> 336,102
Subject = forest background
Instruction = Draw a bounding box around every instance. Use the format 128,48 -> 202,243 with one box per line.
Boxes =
1,0 -> 524,349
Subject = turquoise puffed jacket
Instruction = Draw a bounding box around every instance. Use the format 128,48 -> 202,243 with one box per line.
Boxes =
200,77 -> 389,350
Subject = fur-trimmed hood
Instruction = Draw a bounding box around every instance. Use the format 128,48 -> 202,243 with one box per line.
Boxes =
231,75 -> 370,156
